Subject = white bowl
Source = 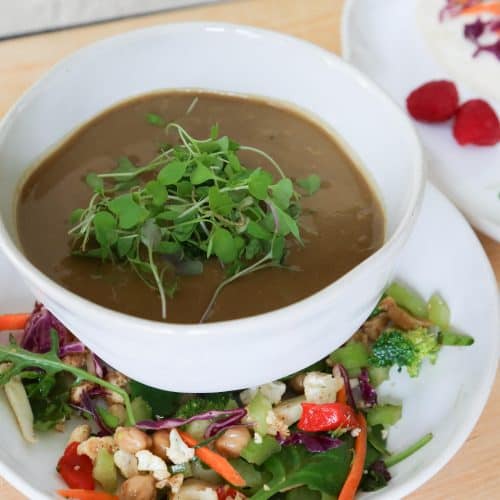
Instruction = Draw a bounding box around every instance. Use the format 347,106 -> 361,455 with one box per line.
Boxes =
0,22 -> 425,392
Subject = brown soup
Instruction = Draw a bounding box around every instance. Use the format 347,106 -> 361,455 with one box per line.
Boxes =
17,91 -> 384,323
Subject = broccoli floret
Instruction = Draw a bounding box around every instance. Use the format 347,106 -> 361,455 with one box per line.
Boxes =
405,327 -> 440,377
369,328 -> 440,377
370,330 -> 416,370
175,393 -> 237,419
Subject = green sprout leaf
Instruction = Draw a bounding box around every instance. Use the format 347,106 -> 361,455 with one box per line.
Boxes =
85,173 -> 104,194
158,160 -> 187,185
212,227 -> 237,264
93,212 -> 118,247
146,113 -> 166,127
297,174 -> 321,195
108,194 -> 149,229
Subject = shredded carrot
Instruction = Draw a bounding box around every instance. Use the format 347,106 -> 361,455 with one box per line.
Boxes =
337,385 -> 347,405
338,413 -> 367,500
178,430 -> 246,487
461,1 -> 500,16
0,313 -> 30,331
57,490 -> 118,500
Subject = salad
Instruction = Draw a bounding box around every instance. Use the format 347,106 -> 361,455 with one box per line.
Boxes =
0,283 -> 473,500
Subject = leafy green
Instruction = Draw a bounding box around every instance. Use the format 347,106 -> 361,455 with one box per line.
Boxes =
175,393 -> 237,419
25,373 -> 72,431
297,174 -> 321,195
129,380 -> 180,418
250,442 -> 352,499
0,331 -> 136,425
146,113 -> 166,127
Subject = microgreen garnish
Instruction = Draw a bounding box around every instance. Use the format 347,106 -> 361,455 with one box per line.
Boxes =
69,120 -> 321,321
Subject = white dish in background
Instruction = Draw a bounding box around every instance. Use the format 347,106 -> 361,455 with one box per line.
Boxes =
342,0 -> 500,241
0,22 -> 424,392
0,184 -> 498,499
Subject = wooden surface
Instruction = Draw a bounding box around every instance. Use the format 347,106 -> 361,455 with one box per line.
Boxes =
0,0 -> 498,498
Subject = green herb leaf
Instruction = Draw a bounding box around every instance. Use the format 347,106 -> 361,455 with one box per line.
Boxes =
69,208 -> 85,225
297,174 -> 321,195
156,240 -> 182,255
116,236 -> 135,258
269,178 -> 293,209
248,169 -> 273,200
108,194 -> 149,230
129,380 -> 180,418
247,221 -> 272,240
140,219 -> 162,249
93,212 -> 118,247
212,227 -> 237,263
86,173 -> 104,194
208,186 -> 233,216
158,160 -> 187,185
191,163 -> 214,185
251,442 -> 352,499
145,180 -> 168,206
146,113 -> 166,127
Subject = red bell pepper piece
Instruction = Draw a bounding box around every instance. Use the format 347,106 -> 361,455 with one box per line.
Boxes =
217,484 -> 245,499
57,442 -> 95,490
298,402 -> 359,432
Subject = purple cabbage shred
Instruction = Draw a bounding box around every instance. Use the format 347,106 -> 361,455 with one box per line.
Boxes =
21,303 -> 74,356
71,389 -> 113,436
359,368 -> 378,408
137,407 -> 246,432
368,459 -> 392,482
463,17 -> 500,60
333,363 -> 356,409
277,431 -> 343,453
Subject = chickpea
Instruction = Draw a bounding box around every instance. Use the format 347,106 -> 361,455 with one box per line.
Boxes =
151,430 -> 171,460
108,404 -> 127,425
214,426 -> 251,458
114,427 -> 152,454
118,474 -> 155,500
289,372 -> 306,394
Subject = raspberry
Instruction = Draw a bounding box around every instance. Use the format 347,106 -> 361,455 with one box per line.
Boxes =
453,99 -> 500,146
406,80 -> 459,122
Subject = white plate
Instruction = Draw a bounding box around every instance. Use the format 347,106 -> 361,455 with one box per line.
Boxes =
342,0 -> 500,241
0,184 -> 498,498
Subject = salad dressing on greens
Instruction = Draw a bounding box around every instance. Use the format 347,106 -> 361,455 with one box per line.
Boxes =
17,91 -> 384,322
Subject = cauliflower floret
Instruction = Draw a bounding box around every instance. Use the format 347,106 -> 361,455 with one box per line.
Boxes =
156,472 -> 184,493
77,436 -> 115,462
303,371 -> 342,404
105,370 -> 129,404
265,409 -> 289,437
136,449 -> 170,481
166,429 -> 195,465
113,449 -> 138,479
240,381 -> 286,406
68,424 -> 91,445
172,479 -> 218,500
273,396 -> 305,426
69,381 -> 97,405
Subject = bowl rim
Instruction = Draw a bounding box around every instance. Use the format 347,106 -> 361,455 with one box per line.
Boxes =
0,21 -> 426,332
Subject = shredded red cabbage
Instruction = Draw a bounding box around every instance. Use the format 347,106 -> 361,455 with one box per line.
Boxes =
59,341 -> 86,357
277,431 -> 343,453
464,17 -> 500,60
204,409 -> 248,438
474,39 -> 500,59
333,363 -> 356,409
358,368 -> 378,408
71,390 -> 113,436
21,303 -> 73,355
136,407 -> 246,431
369,459 -> 392,482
